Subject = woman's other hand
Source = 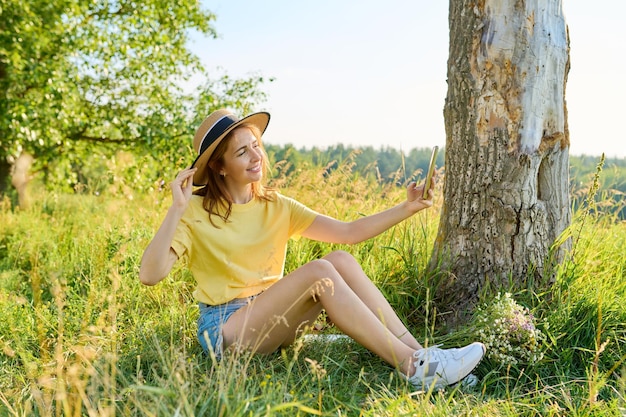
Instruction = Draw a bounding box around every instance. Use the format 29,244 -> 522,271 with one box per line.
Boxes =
406,173 -> 436,212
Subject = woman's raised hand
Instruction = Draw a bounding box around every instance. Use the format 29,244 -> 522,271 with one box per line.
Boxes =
406,175 -> 436,213
170,167 -> 197,211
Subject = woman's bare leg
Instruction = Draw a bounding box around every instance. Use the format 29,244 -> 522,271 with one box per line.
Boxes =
322,251 -> 422,350
280,302 -> 324,347
272,250 -> 421,349
221,258 -> 417,374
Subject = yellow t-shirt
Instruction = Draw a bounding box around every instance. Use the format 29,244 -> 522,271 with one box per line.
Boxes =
171,193 -> 318,305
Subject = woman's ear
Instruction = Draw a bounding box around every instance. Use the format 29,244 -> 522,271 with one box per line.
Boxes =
208,160 -> 222,176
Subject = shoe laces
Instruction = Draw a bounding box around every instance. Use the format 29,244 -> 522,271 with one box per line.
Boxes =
412,344 -> 444,366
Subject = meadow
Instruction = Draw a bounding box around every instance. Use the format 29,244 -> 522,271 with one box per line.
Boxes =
0,156 -> 624,416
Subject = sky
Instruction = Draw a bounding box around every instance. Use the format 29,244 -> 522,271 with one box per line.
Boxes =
191,1 -> 625,159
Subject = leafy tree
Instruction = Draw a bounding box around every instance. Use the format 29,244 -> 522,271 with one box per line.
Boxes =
0,0 -> 267,204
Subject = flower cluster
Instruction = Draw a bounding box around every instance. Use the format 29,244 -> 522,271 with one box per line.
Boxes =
473,293 -> 547,366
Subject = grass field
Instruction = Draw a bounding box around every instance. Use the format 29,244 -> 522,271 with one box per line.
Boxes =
0,159 -> 624,416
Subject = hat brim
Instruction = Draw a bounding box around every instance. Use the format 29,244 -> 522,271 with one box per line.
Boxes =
191,112 -> 270,186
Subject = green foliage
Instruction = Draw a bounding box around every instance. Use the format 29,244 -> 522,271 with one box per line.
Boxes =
0,0 -> 269,191
1,161 -> 625,416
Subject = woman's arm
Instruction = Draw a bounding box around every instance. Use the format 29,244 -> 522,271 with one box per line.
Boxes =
301,179 -> 435,245
139,168 -> 196,285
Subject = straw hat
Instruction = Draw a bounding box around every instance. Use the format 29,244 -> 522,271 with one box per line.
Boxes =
190,109 -> 270,186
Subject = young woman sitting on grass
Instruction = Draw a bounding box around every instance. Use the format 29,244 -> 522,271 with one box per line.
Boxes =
139,109 -> 485,390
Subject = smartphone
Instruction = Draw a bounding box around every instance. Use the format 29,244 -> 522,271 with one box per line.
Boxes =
422,146 -> 439,199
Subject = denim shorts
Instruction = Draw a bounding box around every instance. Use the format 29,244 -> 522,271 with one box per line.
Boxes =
197,296 -> 255,359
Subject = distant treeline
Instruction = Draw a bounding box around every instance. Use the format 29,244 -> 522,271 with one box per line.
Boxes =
266,144 -> 626,218
266,144 -> 446,185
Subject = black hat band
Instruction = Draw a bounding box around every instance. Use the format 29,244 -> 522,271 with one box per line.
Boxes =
198,115 -> 238,155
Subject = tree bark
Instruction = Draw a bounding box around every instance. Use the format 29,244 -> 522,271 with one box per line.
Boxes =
433,0 -> 571,320
11,153 -> 34,209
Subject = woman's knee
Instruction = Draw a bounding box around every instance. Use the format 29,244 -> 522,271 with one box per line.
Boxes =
302,258 -> 339,282
299,258 -> 343,294
323,250 -> 358,271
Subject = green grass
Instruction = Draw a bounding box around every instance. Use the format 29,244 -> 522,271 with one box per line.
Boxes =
0,161 -> 625,416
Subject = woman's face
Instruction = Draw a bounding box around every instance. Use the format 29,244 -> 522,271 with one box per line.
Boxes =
220,126 -> 264,188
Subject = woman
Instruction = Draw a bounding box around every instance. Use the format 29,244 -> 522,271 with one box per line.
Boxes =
139,109 -> 485,390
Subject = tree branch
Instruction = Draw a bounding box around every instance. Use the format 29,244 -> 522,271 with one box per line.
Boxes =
75,135 -> 136,144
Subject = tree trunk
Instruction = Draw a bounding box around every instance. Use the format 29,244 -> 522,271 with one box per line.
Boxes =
11,153 -> 34,209
432,0 -> 571,320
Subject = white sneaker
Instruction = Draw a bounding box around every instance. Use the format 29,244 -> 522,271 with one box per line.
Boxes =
405,342 -> 486,391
